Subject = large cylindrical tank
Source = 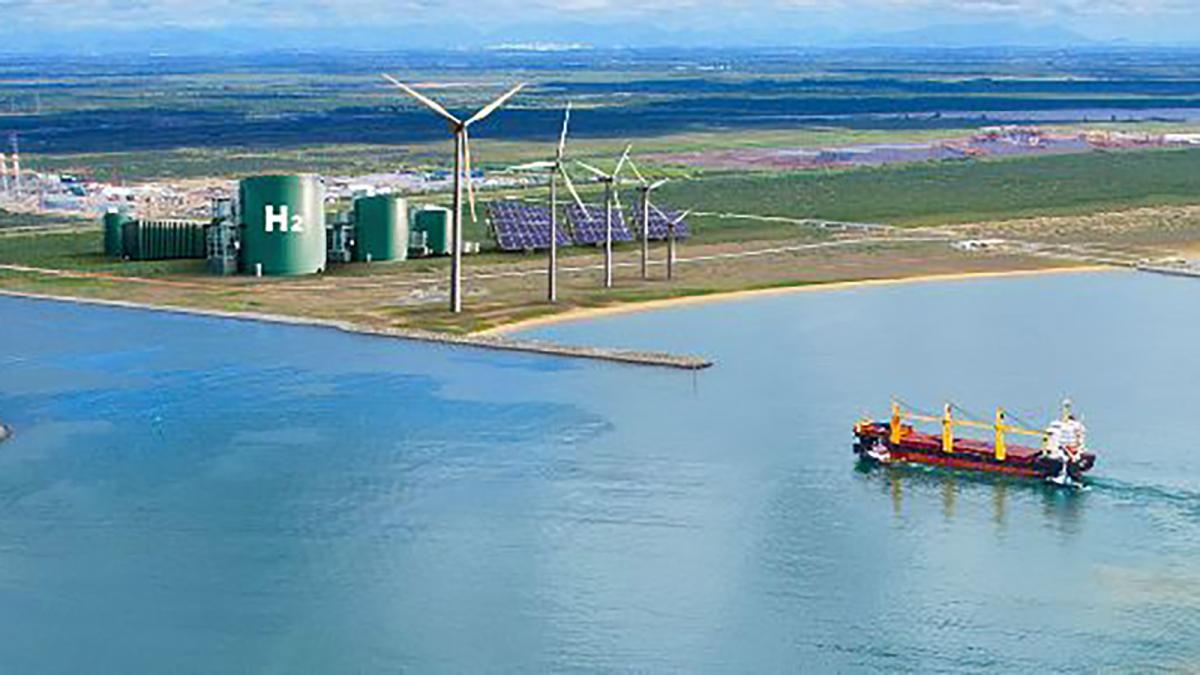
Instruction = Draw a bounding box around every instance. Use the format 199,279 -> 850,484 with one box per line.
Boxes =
103,212 -> 133,257
238,175 -> 326,275
353,195 -> 408,262
413,206 -> 452,256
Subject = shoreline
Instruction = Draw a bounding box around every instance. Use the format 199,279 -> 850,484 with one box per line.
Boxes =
0,264 -> 1117,370
481,265 -> 1118,336
0,290 -> 712,371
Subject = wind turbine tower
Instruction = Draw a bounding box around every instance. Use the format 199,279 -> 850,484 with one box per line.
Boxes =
577,145 -> 631,289
652,204 -> 691,281
626,158 -> 669,280
9,134 -> 20,196
547,104 -> 585,302
381,75 -> 525,313
506,104 -> 586,303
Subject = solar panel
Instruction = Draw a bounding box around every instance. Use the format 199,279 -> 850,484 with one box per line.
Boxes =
567,203 -> 633,245
487,201 -> 571,252
637,205 -> 691,241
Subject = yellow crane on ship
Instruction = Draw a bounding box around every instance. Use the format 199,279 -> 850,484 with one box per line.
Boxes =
887,399 -> 1056,461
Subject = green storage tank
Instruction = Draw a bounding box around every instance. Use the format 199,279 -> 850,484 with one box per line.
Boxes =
353,195 -> 408,262
239,175 -> 326,276
103,212 -> 133,257
413,205 -> 452,256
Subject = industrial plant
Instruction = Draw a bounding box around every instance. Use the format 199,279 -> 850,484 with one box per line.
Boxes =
76,78 -> 695,317
101,172 -> 691,278
103,174 -> 454,275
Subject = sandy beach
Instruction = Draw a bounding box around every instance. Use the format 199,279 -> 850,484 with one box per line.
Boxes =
481,265 -> 1118,336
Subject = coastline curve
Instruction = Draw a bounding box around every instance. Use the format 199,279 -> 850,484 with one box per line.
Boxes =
481,265 -> 1117,336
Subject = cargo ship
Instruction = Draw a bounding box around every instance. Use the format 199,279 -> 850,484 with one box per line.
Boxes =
853,399 -> 1096,486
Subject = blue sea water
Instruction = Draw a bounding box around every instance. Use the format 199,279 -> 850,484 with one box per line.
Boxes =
2,270 -> 1200,672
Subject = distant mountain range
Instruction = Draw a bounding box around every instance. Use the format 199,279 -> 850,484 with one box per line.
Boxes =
844,22 -> 1095,48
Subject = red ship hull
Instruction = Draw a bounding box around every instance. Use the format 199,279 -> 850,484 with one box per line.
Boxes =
854,421 -> 1096,481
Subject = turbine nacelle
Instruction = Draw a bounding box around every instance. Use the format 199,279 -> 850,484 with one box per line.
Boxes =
380,73 -> 524,313
381,73 -> 525,224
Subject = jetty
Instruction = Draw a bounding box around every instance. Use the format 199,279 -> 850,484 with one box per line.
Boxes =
0,290 -> 713,371
355,326 -> 712,370
1137,262 -> 1200,279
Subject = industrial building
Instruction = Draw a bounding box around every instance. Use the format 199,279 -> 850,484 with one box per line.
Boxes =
104,174 -> 455,276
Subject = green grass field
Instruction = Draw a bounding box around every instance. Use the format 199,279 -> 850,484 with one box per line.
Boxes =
655,147 -> 1200,228
0,208 -> 94,230
0,230 -> 204,275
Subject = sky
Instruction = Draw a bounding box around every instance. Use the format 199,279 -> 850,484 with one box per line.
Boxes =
3,0 -> 1200,51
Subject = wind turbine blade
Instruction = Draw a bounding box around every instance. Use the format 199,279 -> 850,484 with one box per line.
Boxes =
672,209 -> 692,225
381,74 -> 461,125
463,128 -> 478,223
575,160 -> 608,179
650,177 -> 670,191
509,160 -> 555,171
559,166 -> 586,210
612,186 -> 622,212
650,202 -> 670,221
626,157 -> 647,185
556,102 -> 572,161
612,144 -> 632,178
465,82 -> 526,126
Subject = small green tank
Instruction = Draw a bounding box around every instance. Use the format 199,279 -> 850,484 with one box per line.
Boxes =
353,195 -> 409,262
103,212 -> 133,257
238,175 -> 327,276
413,205 -> 452,256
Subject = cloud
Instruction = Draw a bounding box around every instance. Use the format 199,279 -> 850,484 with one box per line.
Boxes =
2,0 -> 1196,27
2,0 -> 1198,45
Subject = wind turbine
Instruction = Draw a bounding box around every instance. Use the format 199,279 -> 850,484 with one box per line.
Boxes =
0,152 -> 8,195
9,134 -> 20,197
625,158 -> 670,280
651,204 -> 691,281
508,103 -> 586,303
381,74 -> 525,313
576,145 -> 631,289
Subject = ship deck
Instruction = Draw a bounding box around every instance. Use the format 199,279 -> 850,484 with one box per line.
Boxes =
860,424 -> 1043,462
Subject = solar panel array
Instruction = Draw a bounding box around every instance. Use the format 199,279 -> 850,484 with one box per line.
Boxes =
638,206 -> 692,241
567,203 -> 633,245
487,200 -> 677,252
487,201 -> 570,251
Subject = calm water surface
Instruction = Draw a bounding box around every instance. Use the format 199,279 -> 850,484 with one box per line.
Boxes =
2,270 -> 1199,672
